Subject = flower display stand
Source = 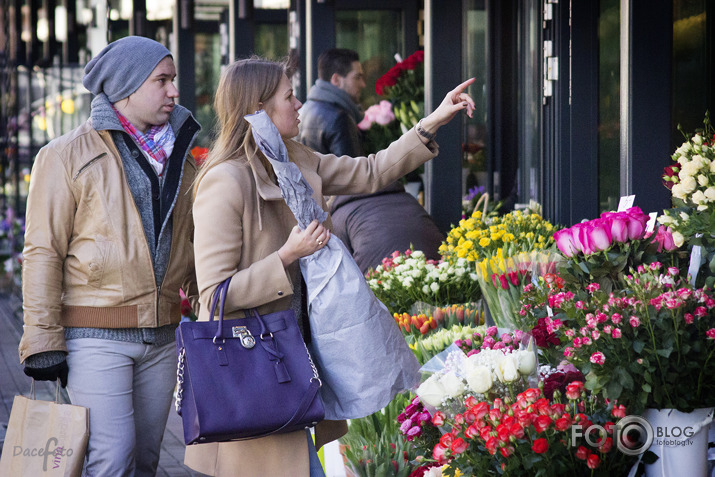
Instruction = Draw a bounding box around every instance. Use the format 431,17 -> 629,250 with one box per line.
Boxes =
642,407 -> 714,477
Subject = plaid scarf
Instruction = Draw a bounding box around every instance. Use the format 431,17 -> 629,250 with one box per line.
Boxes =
113,106 -> 175,176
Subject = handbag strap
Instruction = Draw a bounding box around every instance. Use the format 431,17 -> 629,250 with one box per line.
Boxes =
208,278 -> 232,342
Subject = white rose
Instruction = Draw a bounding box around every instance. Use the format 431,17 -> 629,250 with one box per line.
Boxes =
680,211 -> 690,221
705,188 -> 715,201
439,273 -> 449,282
439,372 -> 465,398
422,285 -> 430,294
658,215 -> 673,225
411,250 -> 425,259
496,354 -> 519,383
416,374 -> 446,407
699,174 -> 709,187
402,277 -> 413,287
470,273 -> 478,281
671,183 -> 686,200
693,134 -> 703,145
516,350 -> 536,375
710,160 -> 715,174
680,175 -> 697,194
681,161 -> 700,177
465,364 -> 492,394
698,204 -> 709,211
672,231 -> 685,248
692,190 -> 707,205
430,282 -> 440,292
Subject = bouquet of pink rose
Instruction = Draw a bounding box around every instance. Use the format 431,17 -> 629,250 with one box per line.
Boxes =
520,263 -> 715,414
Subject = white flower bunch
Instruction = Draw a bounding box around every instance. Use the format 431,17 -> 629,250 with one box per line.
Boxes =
669,133 -> 715,209
413,324 -> 482,363
367,250 -> 481,314
415,345 -> 537,409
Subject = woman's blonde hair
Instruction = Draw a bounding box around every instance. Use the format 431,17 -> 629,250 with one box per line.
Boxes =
193,57 -> 287,196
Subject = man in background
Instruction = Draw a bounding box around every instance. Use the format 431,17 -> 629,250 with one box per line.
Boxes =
298,48 -> 444,274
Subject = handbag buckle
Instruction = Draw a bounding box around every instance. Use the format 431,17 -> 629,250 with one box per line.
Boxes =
233,326 -> 256,349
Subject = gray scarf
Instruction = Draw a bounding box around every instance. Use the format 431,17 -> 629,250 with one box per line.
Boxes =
307,79 -> 364,124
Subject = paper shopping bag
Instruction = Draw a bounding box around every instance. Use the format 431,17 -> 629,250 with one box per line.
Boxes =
0,392 -> 89,477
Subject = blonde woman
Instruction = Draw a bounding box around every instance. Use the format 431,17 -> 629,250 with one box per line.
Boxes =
188,57 -> 474,476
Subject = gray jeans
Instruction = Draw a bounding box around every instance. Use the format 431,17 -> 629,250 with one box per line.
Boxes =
66,338 -> 176,477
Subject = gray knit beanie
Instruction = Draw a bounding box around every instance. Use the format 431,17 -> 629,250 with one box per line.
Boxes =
83,36 -> 172,103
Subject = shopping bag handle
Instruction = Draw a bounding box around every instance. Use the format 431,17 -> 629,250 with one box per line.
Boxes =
29,378 -> 62,403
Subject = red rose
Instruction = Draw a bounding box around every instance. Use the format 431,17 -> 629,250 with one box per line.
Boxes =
533,415 -> 553,433
555,416 -> 572,431
450,438 -> 469,455
587,453 -> 601,469
532,437 -> 549,454
575,445 -> 590,460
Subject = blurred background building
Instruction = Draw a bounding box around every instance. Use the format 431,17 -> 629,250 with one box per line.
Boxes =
0,0 -> 712,231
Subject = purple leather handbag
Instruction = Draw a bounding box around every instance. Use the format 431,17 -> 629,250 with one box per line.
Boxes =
174,277 -> 325,445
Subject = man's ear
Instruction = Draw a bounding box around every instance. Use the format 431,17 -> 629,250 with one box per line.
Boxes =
330,73 -> 343,87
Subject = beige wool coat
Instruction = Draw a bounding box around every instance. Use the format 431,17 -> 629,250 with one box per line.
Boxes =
186,129 -> 438,476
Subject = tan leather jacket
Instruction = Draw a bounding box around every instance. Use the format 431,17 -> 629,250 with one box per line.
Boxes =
19,120 -> 198,363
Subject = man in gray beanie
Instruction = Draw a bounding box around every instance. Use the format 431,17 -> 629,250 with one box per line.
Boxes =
19,35 -> 200,476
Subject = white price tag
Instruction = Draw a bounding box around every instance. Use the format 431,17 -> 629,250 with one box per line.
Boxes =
617,195 -> 635,211
645,212 -> 658,233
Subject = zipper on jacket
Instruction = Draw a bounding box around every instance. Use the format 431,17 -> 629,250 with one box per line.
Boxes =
73,153 -> 107,181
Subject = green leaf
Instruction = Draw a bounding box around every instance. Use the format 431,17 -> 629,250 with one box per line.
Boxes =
633,340 -> 646,353
656,348 -> 673,358
606,379 -> 623,400
642,383 -> 652,392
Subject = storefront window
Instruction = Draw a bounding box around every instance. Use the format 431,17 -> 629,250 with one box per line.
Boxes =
255,23 -> 289,60
194,32 -> 222,149
672,0 -> 708,144
463,1 -> 488,198
335,10 -> 403,110
517,0 -> 541,208
598,0 -> 620,212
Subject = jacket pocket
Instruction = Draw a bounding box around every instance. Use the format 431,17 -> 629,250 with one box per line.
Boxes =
73,153 -> 107,181
87,240 -> 110,288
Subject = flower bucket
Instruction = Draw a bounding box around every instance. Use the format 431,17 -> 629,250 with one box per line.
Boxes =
642,407 -> 714,477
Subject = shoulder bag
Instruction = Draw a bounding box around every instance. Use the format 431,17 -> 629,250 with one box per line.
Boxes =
174,277 -> 325,444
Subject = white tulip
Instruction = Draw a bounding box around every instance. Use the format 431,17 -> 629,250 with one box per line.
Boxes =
516,350 -> 536,375
497,354 -> 519,383
430,282 -> 440,292
416,374 -> 446,408
465,364 -> 492,394
439,372 -> 465,398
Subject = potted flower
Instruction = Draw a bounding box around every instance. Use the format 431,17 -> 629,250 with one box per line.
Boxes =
520,263 -> 715,476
